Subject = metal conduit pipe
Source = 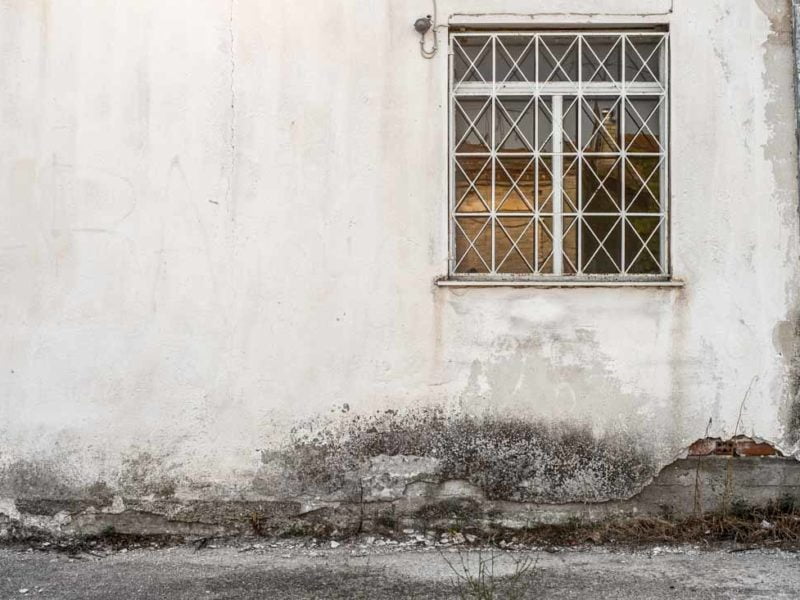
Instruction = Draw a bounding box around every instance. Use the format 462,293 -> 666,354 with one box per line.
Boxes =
793,0 -> 800,195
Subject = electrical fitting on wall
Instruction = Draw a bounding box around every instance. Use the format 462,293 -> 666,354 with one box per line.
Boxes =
414,0 -> 438,58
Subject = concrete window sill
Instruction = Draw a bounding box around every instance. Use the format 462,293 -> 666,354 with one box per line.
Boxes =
435,279 -> 686,289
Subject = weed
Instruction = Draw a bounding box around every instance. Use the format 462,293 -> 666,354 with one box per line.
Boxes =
440,548 -> 538,600
276,520 -> 332,539
729,498 -> 753,520
374,510 -> 397,532
771,493 -> 798,516
249,512 -> 265,536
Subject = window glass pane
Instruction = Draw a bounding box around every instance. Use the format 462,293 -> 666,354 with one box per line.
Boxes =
625,217 -> 663,274
563,157 -> 579,213
625,97 -> 662,152
497,36 -> 535,82
537,217 -> 554,273
625,157 -> 661,213
454,217 -> 491,274
582,98 -> 622,152
496,217 -> 535,273
537,157 -> 554,213
453,36 -> 492,82
562,97 -> 580,153
583,157 -> 622,213
539,36 -> 579,82
625,36 -> 664,84
562,216 -> 579,275
582,216 -> 623,274
454,157 -> 491,213
455,97 -> 492,153
496,158 -> 535,212
582,36 -> 622,82
496,97 -> 535,152
537,98 -> 554,153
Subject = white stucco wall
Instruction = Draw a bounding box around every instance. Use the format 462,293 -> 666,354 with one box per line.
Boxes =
0,0 -> 798,497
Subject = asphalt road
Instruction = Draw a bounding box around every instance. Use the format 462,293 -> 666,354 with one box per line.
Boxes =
1,541 -> 799,599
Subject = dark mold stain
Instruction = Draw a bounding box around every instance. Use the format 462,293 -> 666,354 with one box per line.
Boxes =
0,452 -> 178,503
118,451 -> 178,499
159,500 -> 301,527
0,460 -> 115,515
788,389 -> 800,445
0,459 -> 76,498
414,498 -> 484,531
14,497 -> 110,517
276,409 -> 656,503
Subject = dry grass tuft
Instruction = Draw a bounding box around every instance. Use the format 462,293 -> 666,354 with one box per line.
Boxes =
516,496 -> 800,548
440,548 -> 539,600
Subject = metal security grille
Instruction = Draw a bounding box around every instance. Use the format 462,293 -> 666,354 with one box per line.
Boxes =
449,32 -> 669,279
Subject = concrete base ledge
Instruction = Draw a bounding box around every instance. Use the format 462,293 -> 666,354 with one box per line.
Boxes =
1,456 -> 799,540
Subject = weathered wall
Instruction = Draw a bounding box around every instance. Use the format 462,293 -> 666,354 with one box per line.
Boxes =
1,0 -> 799,518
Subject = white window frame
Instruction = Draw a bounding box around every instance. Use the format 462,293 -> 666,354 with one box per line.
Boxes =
447,30 -> 670,282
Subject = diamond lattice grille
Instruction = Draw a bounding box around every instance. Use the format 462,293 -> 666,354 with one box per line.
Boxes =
450,32 -> 669,279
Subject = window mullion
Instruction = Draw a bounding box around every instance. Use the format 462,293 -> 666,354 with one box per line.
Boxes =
621,34 -> 627,275
448,37 -> 456,275
491,35 -> 497,274
577,35 -> 583,275
535,35 -> 540,274
552,95 -> 564,276
659,36 -> 669,274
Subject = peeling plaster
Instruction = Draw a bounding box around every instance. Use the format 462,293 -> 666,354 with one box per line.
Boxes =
753,0 -> 800,444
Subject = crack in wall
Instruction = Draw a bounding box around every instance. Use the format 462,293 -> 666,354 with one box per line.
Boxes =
225,0 -> 236,214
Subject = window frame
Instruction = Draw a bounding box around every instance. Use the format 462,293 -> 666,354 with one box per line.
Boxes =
446,29 -> 671,282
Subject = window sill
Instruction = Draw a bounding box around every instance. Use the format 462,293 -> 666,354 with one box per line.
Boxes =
435,278 -> 686,289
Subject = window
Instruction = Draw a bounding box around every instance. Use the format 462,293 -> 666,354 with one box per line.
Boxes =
449,31 -> 669,280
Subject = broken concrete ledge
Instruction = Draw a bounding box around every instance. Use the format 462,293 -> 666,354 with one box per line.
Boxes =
2,456 -> 800,540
